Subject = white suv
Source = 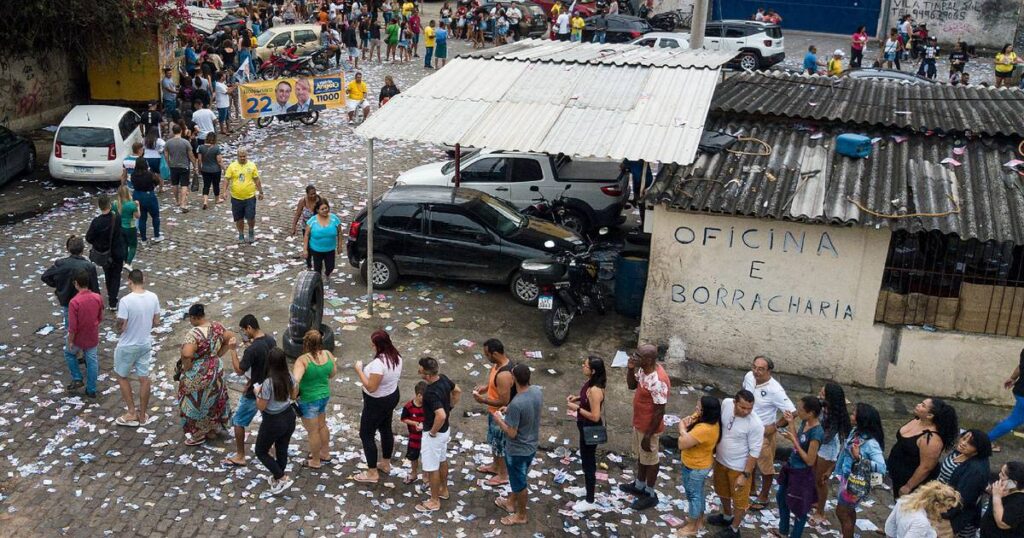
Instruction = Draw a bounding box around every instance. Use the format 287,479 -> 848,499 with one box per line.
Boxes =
703,20 -> 784,70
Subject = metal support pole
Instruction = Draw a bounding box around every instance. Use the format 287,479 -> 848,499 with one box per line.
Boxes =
690,0 -> 707,50
453,143 -> 462,188
366,138 -> 375,316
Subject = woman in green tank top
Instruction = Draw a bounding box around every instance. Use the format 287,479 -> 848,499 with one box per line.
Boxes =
292,329 -> 336,469
115,186 -> 140,268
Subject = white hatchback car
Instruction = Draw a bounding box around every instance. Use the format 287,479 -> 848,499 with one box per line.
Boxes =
630,32 -> 690,49
49,105 -> 143,182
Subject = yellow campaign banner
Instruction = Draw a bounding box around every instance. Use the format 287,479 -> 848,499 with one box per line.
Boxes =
239,75 -> 345,119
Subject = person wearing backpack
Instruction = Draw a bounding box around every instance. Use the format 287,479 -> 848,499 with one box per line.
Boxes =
834,403 -> 888,538
85,195 -> 126,310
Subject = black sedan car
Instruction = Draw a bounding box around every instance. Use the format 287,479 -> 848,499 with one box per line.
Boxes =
480,1 -> 548,39
582,14 -> 653,44
346,185 -> 584,304
0,126 -> 34,187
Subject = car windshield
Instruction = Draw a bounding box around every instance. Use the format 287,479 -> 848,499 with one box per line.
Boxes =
463,193 -> 524,237
256,30 -> 275,47
440,148 -> 483,174
56,127 -> 114,147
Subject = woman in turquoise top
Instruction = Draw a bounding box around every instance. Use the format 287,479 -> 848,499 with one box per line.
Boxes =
302,198 -> 342,280
292,329 -> 337,469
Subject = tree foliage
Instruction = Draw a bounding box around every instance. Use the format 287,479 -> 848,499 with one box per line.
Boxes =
2,0 -> 193,57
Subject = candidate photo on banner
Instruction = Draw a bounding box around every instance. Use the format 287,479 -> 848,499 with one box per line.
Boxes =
238,75 -> 344,119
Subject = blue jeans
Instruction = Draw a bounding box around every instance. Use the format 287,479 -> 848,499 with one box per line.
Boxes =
592,31 -> 606,44
682,465 -> 711,519
424,46 -> 433,67
989,395 -> 1024,440
133,190 -> 160,240
777,481 -> 809,537
65,345 -> 98,393
163,98 -> 177,114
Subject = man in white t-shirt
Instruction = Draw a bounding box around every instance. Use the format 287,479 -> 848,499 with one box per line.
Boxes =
556,11 -> 570,41
709,391 -> 764,538
213,72 -> 232,135
191,100 -> 218,143
113,269 -> 161,428
741,355 -> 796,509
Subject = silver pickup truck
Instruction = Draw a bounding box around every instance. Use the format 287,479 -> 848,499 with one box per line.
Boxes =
395,149 -> 628,232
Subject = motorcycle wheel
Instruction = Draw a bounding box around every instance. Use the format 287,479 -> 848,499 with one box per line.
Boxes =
255,116 -> 274,128
299,110 -> 319,125
260,65 -> 280,80
543,301 -> 573,346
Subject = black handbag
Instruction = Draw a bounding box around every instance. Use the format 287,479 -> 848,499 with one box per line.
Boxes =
582,424 -> 608,446
88,213 -> 117,268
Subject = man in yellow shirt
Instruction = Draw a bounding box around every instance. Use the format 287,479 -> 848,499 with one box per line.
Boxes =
424,20 -> 437,68
346,71 -> 371,123
570,12 -> 585,42
219,148 -> 264,244
827,49 -> 844,76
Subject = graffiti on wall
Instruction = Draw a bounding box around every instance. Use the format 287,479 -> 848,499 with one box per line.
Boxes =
888,0 -> 1017,47
0,51 -> 77,129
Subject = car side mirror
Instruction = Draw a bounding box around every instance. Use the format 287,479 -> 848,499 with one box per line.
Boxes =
563,184 -> 571,191
475,233 -> 493,244
529,185 -> 540,192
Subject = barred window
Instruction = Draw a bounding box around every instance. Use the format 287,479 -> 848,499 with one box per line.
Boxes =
875,230 -> 1024,337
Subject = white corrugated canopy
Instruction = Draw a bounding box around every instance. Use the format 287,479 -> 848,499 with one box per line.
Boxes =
356,41 -> 733,165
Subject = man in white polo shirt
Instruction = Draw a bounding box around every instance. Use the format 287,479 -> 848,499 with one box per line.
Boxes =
742,355 -> 796,510
709,390 -> 764,538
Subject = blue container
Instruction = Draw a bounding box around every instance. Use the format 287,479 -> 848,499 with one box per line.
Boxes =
836,134 -> 872,158
615,252 -> 649,318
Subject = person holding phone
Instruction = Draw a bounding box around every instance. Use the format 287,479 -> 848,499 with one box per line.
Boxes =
980,461 -> 1024,537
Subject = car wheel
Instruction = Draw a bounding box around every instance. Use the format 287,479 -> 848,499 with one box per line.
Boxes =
738,52 -> 759,71
509,270 -> 539,305
360,254 -> 399,289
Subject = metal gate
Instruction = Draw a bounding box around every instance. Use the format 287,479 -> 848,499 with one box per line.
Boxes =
715,0 -> 882,36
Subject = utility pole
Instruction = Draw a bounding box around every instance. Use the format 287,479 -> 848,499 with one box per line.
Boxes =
690,0 -> 707,49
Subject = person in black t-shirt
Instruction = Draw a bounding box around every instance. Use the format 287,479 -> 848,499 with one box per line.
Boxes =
948,41 -> 969,83
415,356 -> 461,514
979,462 -> 1024,537
223,314 -> 278,467
989,348 -> 1024,451
141,102 -> 163,138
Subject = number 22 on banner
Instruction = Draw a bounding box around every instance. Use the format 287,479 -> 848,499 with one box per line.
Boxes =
245,96 -> 272,115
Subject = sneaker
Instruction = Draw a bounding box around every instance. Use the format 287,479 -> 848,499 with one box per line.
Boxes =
237,235 -> 245,244
123,263 -> 132,271
573,500 -> 600,513
66,380 -> 84,392
618,482 -> 644,496
152,236 -> 165,243
271,476 -> 294,495
247,234 -> 255,244
630,493 -> 658,511
707,513 -> 735,527
721,526 -> 741,537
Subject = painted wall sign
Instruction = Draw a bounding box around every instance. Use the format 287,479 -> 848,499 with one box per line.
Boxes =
887,0 -> 1018,48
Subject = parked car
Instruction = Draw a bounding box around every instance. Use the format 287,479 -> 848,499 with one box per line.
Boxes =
395,149 -> 628,233
254,24 -> 322,64
839,68 -> 935,84
48,106 -> 143,182
533,0 -> 600,18
0,126 -> 35,188
480,1 -> 548,39
582,14 -> 652,43
346,185 -> 585,304
630,31 -> 689,49
703,20 -> 784,70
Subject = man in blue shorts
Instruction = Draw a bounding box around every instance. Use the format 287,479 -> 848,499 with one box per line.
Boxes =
223,314 -> 277,467
491,364 -> 542,525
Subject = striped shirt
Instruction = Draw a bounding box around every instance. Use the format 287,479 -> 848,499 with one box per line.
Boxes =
937,451 -> 962,485
401,400 -> 424,449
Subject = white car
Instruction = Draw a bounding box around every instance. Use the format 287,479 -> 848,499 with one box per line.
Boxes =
48,105 -> 143,182
254,24 -> 322,64
631,21 -> 784,71
630,32 -> 690,49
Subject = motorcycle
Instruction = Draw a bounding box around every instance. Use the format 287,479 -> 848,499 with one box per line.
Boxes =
520,230 -> 609,346
258,44 -> 315,80
255,109 -> 320,128
520,184 -> 587,235
309,45 -> 335,73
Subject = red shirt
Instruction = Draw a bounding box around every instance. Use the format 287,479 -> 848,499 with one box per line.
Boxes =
632,365 -> 670,433
68,289 -> 103,349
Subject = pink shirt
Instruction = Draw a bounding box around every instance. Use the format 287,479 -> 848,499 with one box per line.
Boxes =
68,289 -> 103,349
852,32 -> 868,50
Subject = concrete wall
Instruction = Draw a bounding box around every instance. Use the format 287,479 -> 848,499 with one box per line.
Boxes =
640,207 -> 1023,405
0,49 -> 80,131
885,0 -> 1020,49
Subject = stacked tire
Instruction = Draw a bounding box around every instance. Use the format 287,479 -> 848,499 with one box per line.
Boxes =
282,270 -> 335,358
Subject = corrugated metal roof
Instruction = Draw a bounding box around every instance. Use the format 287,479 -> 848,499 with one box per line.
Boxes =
357,55 -> 725,164
710,71 -> 1024,137
647,118 -> 1024,244
458,38 -> 736,69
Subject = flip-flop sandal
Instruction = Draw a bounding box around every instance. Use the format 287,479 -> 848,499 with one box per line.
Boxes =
351,472 -> 378,484
485,476 -> 510,486
494,497 -> 513,512
414,503 -> 438,513
308,453 -> 334,464
750,501 -> 769,510
500,515 -> 526,526
139,415 -> 158,426
439,492 -> 450,500
184,436 -> 205,446
476,464 -> 496,474
221,459 -> 246,467
300,460 -> 323,470
403,476 -> 419,485
115,415 -> 140,427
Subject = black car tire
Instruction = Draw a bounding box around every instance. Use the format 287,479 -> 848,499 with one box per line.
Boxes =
288,270 -> 324,342
359,254 -> 399,289
544,301 -> 573,346
738,52 -> 760,71
283,322 -> 335,359
509,270 -> 539,305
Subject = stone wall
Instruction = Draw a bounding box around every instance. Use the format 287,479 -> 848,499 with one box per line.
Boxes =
0,49 -> 82,132
886,0 -> 1021,49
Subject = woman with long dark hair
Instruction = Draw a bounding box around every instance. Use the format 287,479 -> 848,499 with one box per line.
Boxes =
888,397 -> 959,499
255,348 -> 296,495
566,355 -> 606,513
811,382 -> 851,526
834,403 -> 887,538
936,430 -> 991,537
772,396 -> 824,538
352,329 -> 403,483
676,396 -> 721,536
178,304 -> 235,446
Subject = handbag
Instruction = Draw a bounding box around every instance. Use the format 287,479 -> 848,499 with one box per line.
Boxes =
842,454 -> 874,502
582,424 -> 608,446
190,167 -> 200,192
159,156 -> 171,180
88,213 -> 117,268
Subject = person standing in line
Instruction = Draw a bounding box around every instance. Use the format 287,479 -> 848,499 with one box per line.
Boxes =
887,397 -> 959,499
142,131 -> 165,179
141,102 -> 162,138
566,355 -> 606,513
400,381 -> 427,485
676,396 -> 722,536
178,304 -> 235,446
772,396 -> 824,538
65,271 -> 103,399
120,139 -> 141,185
213,72 -> 232,135
255,348 -> 297,495
884,481 -> 961,537
196,133 -> 224,211
555,9 -> 570,41
423,20 -> 436,68
302,198 -> 343,282
415,356 -> 461,513
161,67 -> 178,115
42,235 -> 100,378
834,403 -> 888,538
293,329 -> 336,469
86,195 -> 127,311
980,462 -> 1024,537
291,186 -> 320,270
491,364 -> 542,526
434,22 -> 449,68
473,338 -> 516,487
709,390 -> 764,537
164,124 -> 197,213
113,269 -> 160,425
850,25 -> 868,68
113,187 -> 139,271
192,99 -> 218,147
223,314 -> 276,468
619,343 -> 670,511
353,330 -> 403,483
810,383 -> 851,526
129,157 -> 164,243
934,430 -> 991,538
989,348 -> 1024,452
744,355 -> 797,511
220,148 -> 264,245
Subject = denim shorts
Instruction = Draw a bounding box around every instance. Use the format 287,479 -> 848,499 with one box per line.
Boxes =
297,396 -> 329,419
505,453 -> 535,493
487,413 -> 506,456
232,395 -> 258,427
231,197 -> 257,221
113,344 -> 153,377
218,107 -> 230,123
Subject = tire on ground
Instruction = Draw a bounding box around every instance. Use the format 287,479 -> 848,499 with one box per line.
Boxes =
286,270 -> 323,350
282,322 -> 335,359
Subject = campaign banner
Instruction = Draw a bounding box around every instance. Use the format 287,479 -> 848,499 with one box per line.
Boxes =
239,75 -> 345,119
